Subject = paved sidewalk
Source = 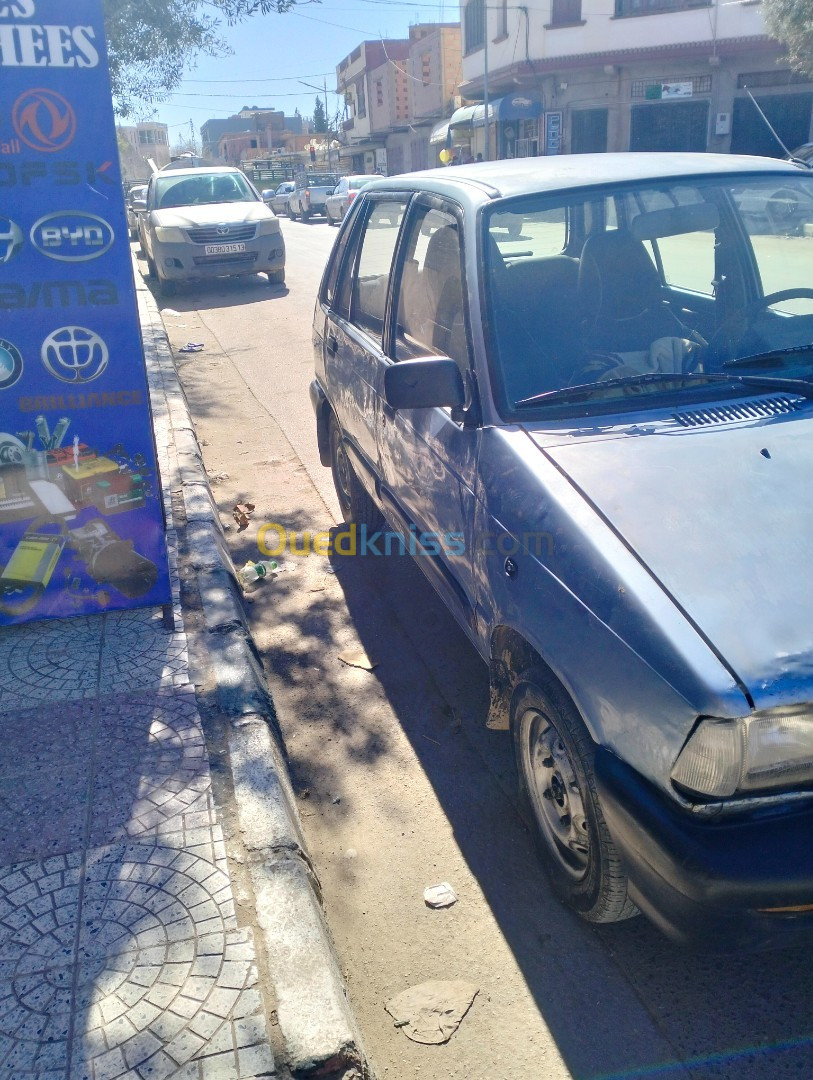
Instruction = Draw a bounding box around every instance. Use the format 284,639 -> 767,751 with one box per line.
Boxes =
0,282 -> 361,1079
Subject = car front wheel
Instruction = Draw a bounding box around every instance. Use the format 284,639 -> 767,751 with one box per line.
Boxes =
329,417 -> 383,530
511,668 -> 638,924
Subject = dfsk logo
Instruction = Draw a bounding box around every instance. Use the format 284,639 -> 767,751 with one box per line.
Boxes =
12,88 -> 75,152
31,212 -> 114,262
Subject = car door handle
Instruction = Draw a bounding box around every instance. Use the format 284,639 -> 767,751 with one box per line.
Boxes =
327,334 -> 338,355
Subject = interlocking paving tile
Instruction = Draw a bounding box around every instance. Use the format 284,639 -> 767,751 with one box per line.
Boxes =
0,704 -> 97,866
99,611 -> 189,693
0,850 -> 271,1079
0,618 -> 102,706
89,690 -> 215,853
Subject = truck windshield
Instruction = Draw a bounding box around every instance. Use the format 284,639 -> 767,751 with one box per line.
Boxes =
483,174 -> 813,416
155,172 -> 257,209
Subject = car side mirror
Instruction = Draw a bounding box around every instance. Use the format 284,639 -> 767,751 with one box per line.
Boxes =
132,198 -> 147,211
384,357 -> 465,410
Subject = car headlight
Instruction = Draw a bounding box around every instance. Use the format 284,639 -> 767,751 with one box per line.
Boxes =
154,226 -> 186,243
671,705 -> 813,798
256,219 -> 281,236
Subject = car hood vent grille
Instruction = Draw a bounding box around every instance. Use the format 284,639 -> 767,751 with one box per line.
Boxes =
673,395 -> 805,427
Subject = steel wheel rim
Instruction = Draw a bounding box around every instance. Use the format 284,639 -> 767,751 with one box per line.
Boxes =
332,431 -> 353,518
520,707 -> 590,881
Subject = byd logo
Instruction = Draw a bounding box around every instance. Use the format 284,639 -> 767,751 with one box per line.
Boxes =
12,89 -> 76,153
31,212 -> 114,262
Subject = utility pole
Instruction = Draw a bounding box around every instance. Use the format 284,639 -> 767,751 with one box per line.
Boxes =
483,6 -> 490,161
300,78 -> 333,170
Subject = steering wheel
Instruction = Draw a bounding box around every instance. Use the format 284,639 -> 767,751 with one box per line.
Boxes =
705,288 -> 813,367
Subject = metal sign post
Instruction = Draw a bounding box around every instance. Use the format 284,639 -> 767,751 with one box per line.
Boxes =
0,0 -> 171,625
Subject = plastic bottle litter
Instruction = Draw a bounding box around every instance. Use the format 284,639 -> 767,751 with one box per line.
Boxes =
238,560 -> 277,585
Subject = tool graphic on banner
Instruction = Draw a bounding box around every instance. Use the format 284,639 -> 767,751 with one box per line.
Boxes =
30,212 -> 114,262
0,215 -> 23,262
12,89 -> 76,153
0,339 -> 24,390
41,327 -> 108,384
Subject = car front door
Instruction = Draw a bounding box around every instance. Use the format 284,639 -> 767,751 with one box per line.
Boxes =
377,197 -> 481,640
321,193 -> 410,504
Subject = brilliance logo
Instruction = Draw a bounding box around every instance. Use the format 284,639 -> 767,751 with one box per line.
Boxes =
41,326 -> 108,384
31,212 -> 114,262
12,88 -> 76,153
0,337 -> 23,391
0,214 -> 23,263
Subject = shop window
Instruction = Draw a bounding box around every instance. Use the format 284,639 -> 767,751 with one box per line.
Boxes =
616,0 -> 708,15
571,109 -> 608,153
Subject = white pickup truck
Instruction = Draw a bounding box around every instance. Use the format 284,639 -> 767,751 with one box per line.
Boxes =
286,173 -> 339,221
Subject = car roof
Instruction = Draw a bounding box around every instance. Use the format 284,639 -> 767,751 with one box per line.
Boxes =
154,166 -> 244,180
362,152 -> 807,203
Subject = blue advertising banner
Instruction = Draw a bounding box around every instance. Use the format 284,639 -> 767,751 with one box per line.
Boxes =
0,0 -> 171,624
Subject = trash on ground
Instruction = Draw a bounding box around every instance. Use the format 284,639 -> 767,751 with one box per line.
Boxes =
325,565 -> 336,574
424,883 -> 458,909
207,471 -> 230,484
178,342 -> 204,353
385,980 -> 478,1044
162,308 -> 182,316
237,560 -> 277,586
338,649 -> 378,671
232,502 -> 256,531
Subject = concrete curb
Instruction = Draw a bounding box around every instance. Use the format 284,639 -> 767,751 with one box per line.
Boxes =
136,276 -> 368,1079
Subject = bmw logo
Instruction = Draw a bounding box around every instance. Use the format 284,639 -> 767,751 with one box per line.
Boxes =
0,338 -> 23,390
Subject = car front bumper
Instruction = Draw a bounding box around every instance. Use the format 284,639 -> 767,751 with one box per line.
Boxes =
595,748 -> 813,950
150,234 -> 285,281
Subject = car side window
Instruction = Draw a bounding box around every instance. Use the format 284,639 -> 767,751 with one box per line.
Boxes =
349,199 -> 408,344
393,206 -> 471,374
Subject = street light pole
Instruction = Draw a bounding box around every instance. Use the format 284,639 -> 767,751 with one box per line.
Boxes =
483,5 -> 490,161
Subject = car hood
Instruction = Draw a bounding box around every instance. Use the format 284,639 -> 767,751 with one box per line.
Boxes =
529,408 -> 813,709
150,203 -> 276,228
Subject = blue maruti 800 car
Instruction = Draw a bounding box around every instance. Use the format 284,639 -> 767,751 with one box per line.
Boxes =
310,153 -> 813,949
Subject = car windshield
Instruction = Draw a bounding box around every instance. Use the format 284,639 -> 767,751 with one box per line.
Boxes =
349,177 -> 370,190
484,174 -> 813,415
154,172 -> 257,210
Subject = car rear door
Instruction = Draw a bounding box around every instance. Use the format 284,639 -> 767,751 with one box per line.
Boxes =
377,196 -> 482,640
319,193 -> 411,503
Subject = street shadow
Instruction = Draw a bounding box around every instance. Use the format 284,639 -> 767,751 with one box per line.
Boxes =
241,512 -> 813,1080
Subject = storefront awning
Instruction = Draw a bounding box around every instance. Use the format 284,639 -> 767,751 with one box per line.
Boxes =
449,105 -> 480,131
490,94 -> 543,121
429,120 -> 451,145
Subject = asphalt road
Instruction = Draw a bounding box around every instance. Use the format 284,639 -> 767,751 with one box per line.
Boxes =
144,217 -> 813,1080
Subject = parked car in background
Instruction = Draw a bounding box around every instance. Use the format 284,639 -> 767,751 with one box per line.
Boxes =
126,184 -> 148,240
325,175 -> 372,225
312,153 -> 813,951
140,166 -> 285,296
287,173 -> 339,221
263,181 -> 295,215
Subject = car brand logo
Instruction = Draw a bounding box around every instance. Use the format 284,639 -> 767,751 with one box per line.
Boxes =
0,215 -> 23,264
30,212 -> 114,262
0,338 -> 23,391
41,327 -> 108,384
216,224 -> 230,236
12,89 -> 76,153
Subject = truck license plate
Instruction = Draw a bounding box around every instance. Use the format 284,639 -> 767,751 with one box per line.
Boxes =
204,242 -> 246,255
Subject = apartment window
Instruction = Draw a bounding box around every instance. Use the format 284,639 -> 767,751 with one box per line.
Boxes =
357,81 -> 366,119
615,0 -> 708,14
464,0 -> 485,52
421,52 -> 431,85
550,0 -> 582,23
376,80 -> 384,107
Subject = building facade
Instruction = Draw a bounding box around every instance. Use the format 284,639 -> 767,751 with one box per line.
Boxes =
117,122 -> 170,178
457,0 -> 813,160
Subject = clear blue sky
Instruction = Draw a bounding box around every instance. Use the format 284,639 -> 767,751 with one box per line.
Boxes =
153,0 -> 459,148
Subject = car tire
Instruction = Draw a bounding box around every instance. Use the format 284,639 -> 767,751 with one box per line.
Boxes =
329,416 -> 384,530
288,206 -> 297,220
267,269 -> 285,285
157,273 -> 176,297
326,209 -> 335,226
511,667 -> 638,924
301,210 -> 311,222
145,254 -> 157,279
